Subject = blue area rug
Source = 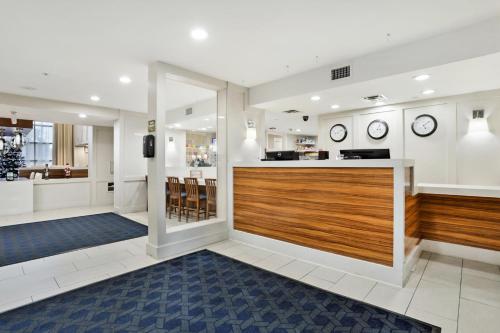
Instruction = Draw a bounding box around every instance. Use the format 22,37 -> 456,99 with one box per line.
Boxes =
0,213 -> 148,267
0,250 -> 439,333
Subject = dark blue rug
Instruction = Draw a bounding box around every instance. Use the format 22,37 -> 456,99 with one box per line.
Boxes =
0,213 -> 148,267
0,250 -> 439,333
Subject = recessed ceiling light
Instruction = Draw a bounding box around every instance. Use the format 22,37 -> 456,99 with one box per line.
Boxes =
331,104 -> 340,109
310,95 -> 321,102
374,101 -> 385,106
422,89 -> 435,95
218,116 -> 225,119
90,95 -> 100,102
204,118 -> 210,121
296,129 -> 302,132
119,76 -> 131,84
190,28 -> 208,40
414,74 -> 430,81
173,123 -> 181,128
78,113 -> 87,119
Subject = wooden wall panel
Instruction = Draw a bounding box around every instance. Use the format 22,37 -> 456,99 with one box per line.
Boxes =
420,194 -> 500,251
233,167 -> 394,266
19,168 -> 88,179
405,193 -> 421,256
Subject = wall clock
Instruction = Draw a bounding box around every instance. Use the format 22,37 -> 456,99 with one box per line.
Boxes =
329,124 -> 348,142
367,119 -> 389,140
411,114 -> 438,137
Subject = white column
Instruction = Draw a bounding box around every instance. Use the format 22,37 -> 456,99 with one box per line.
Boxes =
146,63 -> 167,258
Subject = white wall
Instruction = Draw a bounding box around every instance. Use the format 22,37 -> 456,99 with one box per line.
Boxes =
318,90 -> 500,186
114,111 -> 148,213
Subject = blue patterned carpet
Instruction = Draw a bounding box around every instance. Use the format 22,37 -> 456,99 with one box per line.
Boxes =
0,213 -> 148,267
0,250 -> 439,333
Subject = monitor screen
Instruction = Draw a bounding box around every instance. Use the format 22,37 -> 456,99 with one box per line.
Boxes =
339,149 -> 390,159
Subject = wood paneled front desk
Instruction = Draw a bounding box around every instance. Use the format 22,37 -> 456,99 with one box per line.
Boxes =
230,159 -> 417,286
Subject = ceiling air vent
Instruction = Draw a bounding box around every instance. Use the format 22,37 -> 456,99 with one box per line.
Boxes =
283,109 -> 301,114
185,107 -> 193,115
331,65 -> 350,80
363,94 -> 387,102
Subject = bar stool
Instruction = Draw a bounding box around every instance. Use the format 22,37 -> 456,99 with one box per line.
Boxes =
184,177 -> 206,222
205,178 -> 217,219
167,177 -> 185,221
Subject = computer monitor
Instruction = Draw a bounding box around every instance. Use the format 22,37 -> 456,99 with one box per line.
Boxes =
339,149 -> 390,159
264,150 -> 299,160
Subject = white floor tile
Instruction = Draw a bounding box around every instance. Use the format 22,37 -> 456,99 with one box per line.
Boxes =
0,297 -> 32,314
55,262 -> 124,288
23,263 -> 76,279
300,274 -> 336,291
0,275 -> 59,303
462,259 -> 500,282
253,253 -> 294,271
73,249 -> 134,270
329,274 -> 376,301
406,307 -> 457,333
458,298 -> 500,333
206,240 -> 240,252
39,250 -> 89,267
0,264 -> 24,281
422,254 -> 462,287
461,274 -> 500,308
275,260 -> 317,280
405,257 -> 429,290
119,254 -> 162,270
408,279 -> 460,320
364,283 -> 414,314
307,266 -> 345,284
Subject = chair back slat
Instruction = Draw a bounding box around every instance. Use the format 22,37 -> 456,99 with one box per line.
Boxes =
184,177 -> 199,201
205,178 -> 217,203
168,177 -> 181,198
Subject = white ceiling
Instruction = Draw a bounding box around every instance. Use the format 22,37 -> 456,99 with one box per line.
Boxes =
0,1 -> 499,113
256,52 -> 500,115
166,113 -> 217,132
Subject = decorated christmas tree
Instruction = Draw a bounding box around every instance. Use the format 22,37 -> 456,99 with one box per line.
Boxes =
0,146 -> 26,178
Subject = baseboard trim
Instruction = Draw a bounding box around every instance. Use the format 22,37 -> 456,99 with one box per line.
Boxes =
421,239 -> 500,265
147,223 -> 228,259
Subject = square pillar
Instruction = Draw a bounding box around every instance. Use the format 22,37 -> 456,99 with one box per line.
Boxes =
146,63 -> 167,258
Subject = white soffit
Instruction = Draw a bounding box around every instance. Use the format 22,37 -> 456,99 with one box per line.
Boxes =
255,52 -> 500,115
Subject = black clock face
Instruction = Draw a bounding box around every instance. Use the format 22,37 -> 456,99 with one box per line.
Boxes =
412,114 -> 438,137
367,119 -> 389,140
329,124 -> 348,142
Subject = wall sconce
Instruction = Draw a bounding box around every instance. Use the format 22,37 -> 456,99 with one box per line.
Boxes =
468,109 -> 489,133
0,129 -> 5,154
13,130 -> 24,148
246,120 -> 257,140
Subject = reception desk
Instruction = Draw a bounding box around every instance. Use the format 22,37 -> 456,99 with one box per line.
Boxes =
230,159 -> 417,286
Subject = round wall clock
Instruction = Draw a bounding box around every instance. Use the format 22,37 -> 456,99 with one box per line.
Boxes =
412,114 -> 438,137
329,124 -> 348,142
367,119 -> 389,140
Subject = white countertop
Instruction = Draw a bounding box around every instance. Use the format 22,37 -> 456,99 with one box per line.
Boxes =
233,159 -> 414,168
418,183 -> 500,198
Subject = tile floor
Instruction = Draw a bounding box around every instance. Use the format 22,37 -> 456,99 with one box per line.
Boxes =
1,208 -> 499,333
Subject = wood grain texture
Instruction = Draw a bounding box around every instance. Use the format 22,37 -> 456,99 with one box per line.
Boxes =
420,194 -> 500,251
19,168 -> 88,179
233,167 -> 394,266
405,193 -> 421,256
